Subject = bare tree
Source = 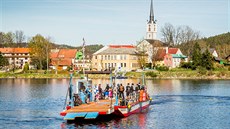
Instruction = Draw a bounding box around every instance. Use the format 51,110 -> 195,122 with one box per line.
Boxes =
151,40 -> 163,67
15,30 -> 25,44
161,23 -> 200,46
3,32 -> 15,46
136,40 -> 148,69
161,23 -> 175,46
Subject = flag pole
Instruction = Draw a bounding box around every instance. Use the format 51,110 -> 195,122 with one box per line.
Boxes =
82,38 -> 85,78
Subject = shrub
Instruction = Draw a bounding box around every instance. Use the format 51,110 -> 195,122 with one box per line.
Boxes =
214,63 -> 225,71
197,66 -> 207,75
180,62 -> 193,69
23,63 -> 29,73
156,66 -> 169,71
206,70 -> 214,76
145,71 -> 157,77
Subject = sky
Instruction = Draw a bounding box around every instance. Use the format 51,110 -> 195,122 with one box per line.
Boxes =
0,0 -> 230,46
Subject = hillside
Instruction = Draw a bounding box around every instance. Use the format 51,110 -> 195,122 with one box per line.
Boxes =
178,32 -> 230,59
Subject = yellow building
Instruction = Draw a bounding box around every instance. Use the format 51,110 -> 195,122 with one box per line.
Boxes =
92,45 -> 140,72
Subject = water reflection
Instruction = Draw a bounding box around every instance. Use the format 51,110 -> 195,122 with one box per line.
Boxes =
0,79 -> 230,128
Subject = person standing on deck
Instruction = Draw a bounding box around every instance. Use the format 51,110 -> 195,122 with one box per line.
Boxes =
98,84 -> 103,100
126,83 -> 131,97
130,83 -> 134,99
104,84 -> 110,99
119,83 -> 124,99
93,84 -> 98,102
135,83 -> 140,102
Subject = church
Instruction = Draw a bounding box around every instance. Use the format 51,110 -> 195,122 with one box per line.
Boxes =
136,0 -> 187,68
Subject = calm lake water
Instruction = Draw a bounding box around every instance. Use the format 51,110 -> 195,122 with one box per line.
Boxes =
0,79 -> 230,129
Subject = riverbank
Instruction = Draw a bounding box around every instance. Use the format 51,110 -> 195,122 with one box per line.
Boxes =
0,70 -> 230,79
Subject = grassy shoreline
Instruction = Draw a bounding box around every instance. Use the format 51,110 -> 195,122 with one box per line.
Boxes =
0,70 -> 230,79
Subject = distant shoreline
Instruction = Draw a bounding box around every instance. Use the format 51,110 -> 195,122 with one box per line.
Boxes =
0,71 -> 230,80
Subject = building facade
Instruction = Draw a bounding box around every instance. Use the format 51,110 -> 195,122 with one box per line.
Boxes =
92,45 -> 139,72
50,49 -> 77,70
0,48 -> 30,68
164,54 -> 188,68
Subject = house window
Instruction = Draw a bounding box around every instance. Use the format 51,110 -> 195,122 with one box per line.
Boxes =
114,55 -> 116,60
108,55 -> 110,60
124,63 -> 126,67
105,55 -> 107,60
111,55 -> 113,60
148,25 -> 151,31
101,55 -> 103,60
95,56 -> 97,59
124,55 -> 126,60
105,63 -> 107,69
121,63 -> 123,67
115,63 -> 116,67
120,55 -> 123,60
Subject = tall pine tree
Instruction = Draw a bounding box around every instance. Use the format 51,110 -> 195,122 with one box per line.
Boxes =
201,49 -> 213,70
192,42 -> 202,69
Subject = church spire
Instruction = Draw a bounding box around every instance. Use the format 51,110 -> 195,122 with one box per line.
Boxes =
146,0 -> 157,40
149,0 -> 155,23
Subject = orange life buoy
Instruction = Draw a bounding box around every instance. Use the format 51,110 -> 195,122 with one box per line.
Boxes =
143,92 -> 146,101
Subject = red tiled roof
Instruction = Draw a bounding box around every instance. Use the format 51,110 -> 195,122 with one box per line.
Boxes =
0,48 -> 30,53
50,49 -> 77,66
0,48 -> 13,53
109,45 -> 135,48
50,52 -> 58,59
168,48 -> 178,54
58,49 -> 77,58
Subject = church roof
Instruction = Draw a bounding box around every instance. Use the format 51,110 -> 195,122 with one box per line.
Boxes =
144,39 -> 168,46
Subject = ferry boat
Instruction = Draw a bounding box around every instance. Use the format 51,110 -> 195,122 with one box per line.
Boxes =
60,73 -> 115,121
60,66 -> 152,121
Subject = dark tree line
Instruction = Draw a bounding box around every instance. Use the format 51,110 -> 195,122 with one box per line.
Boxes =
181,42 -> 213,70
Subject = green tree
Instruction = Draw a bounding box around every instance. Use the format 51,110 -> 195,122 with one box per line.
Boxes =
0,52 -> 9,67
29,34 -> 51,70
3,32 -> 15,46
23,62 -> 29,73
201,49 -> 213,70
191,42 -> 202,69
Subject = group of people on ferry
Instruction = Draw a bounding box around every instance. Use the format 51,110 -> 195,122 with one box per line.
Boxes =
74,82 -> 148,106
93,82 -> 148,105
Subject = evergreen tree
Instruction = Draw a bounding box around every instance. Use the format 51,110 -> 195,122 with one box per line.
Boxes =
191,42 -> 202,69
201,49 -> 213,70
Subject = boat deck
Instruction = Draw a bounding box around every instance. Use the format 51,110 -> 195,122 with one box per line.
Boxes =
65,99 -> 115,114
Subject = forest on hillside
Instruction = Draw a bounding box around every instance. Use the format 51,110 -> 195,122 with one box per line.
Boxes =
1,29 -> 229,59
160,23 -> 230,59
178,32 -> 230,59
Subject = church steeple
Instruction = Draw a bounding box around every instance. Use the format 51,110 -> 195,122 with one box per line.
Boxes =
146,0 -> 157,40
149,0 -> 155,23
